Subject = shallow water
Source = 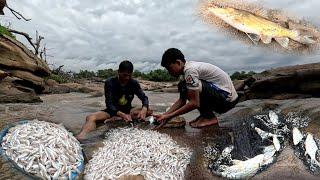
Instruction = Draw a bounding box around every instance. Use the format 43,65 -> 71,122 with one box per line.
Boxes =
0,92 -> 319,179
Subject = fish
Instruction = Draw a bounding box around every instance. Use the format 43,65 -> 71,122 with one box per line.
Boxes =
84,128 -> 192,179
207,6 -> 316,49
1,120 -> 83,179
254,127 -> 273,140
292,127 -> 304,145
254,127 -> 282,150
214,154 -> 265,179
221,145 -> 234,156
269,110 -> 279,126
305,133 -> 320,167
146,116 -> 155,124
272,135 -> 281,151
261,145 -> 276,166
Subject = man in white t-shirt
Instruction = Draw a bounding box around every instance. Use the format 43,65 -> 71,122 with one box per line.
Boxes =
154,48 -> 239,128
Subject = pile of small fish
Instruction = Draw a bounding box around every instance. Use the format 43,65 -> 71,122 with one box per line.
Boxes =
1,120 -> 84,179
84,128 -> 192,180
205,110 -> 320,179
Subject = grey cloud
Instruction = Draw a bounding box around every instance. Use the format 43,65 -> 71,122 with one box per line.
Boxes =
0,0 -> 319,73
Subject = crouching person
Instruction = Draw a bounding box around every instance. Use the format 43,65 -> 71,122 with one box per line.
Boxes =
154,48 -> 239,128
76,60 -> 152,140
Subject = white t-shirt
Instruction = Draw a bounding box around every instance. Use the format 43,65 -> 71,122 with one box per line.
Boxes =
183,61 -> 238,102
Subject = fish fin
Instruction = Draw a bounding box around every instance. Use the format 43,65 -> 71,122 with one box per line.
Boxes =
291,30 -> 316,44
261,35 -> 272,44
245,33 -> 260,44
255,8 -> 269,19
301,35 -> 316,44
275,37 -> 290,48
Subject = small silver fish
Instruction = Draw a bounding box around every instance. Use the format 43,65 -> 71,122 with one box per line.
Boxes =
305,133 -> 320,167
272,135 -> 281,151
269,110 -> 279,126
261,145 -> 276,166
254,127 -> 273,140
292,127 -> 304,145
146,116 -> 155,124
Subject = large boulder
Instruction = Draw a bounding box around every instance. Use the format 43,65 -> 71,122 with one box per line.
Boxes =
0,69 -> 9,80
242,63 -> 320,100
0,33 -> 51,102
0,34 -> 50,76
0,77 -> 42,103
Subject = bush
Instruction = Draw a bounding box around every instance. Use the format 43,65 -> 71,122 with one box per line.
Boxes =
97,69 -> 117,79
48,74 -> 68,84
230,71 -> 256,80
74,70 -> 96,79
143,69 -> 177,82
0,24 -> 15,39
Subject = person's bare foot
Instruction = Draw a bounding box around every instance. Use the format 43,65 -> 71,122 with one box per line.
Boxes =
75,133 -> 86,141
189,115 -> 203,125
189,116 -> 218,128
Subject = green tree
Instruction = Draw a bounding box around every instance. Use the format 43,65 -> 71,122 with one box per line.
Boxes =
230,71 -> 256,80
144,69 -> 177,82
97,69 -> 117,78
75,70 -> 96,79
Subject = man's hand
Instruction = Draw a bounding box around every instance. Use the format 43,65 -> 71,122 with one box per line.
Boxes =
137,107 -> 148,121
117,111 -> 132,122
153,114 -> 171,129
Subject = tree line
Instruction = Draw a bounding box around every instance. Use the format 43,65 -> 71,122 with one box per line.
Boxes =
73,69 -> 177,82
49,68 -> 256,84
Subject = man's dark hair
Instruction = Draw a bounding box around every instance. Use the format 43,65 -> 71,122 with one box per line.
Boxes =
119,60 -> 134,73
161,48 -> 185,68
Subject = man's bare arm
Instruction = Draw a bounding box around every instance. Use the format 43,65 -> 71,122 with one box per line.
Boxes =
164,98 -> 186,115
167,89 -> 200,118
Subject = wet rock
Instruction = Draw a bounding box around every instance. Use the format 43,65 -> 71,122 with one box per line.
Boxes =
0,78 -> 42,103
89,90 -> 104,97
244,63 -> 320,100
233,80 -> 245,91
42,84 -> 72,94
45,79 -> 58,86
139,80 -> 178,92
8,70 -> 45,93
0,70 -> 9,80
43,82 -> 104,95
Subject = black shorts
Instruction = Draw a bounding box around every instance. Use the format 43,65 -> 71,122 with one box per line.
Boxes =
178,80 -> 238,115
101,106 -> 133,117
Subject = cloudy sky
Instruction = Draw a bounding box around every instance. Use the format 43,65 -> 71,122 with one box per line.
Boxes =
1,0 -> 319,73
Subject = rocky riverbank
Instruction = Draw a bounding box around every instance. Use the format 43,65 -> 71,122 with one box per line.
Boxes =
0,92 -> 319,179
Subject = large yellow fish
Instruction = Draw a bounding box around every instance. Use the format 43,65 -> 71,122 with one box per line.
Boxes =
208,6 -> 316,48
